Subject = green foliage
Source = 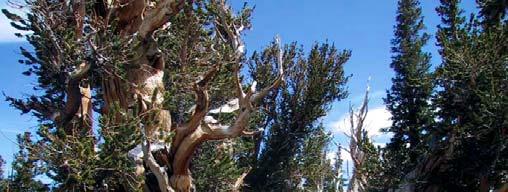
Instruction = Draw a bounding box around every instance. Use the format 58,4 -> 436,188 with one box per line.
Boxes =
382,0 -> 434,189
245,42 -> 350,191
298,124 -> 335,191
8,133 -> 48,192
0,155 -> 6,191
1,1 -> 348,190
0,155 -> 4,180
359,135 -> 383,192
95,104 -> 144,191
160,2 -> 260,190
3,0 -> 504,191
192,139 -> 252,191
415,0 -> 508,190
33,126 -> 97,190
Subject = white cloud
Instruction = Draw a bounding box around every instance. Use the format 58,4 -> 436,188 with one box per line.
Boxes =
0,5 -> 28,42
325,147 -> 352,165
328,106 -> 392,138
325,105 -> 392,181
325,152 -> 335,165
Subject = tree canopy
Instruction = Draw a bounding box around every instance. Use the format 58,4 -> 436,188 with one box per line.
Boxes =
0,0 -> 506,191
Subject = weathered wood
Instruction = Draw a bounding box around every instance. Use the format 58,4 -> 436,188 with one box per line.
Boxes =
102,1 -> 281,191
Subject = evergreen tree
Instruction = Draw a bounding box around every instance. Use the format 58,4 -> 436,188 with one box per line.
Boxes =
95,105 -> 144,190
192,139 -> 253,192
8,133 -> 48,191
1,0 -> 349,191
245,42 -> 350,191
165,3 -> 255,190
408,0 -> 508,191
0,155 -> 4,180
477,0 -> 508,27
360,139 -> 383,192
383,0 -> 433,189
298,124 -> 335,191
1,0 -> 285,191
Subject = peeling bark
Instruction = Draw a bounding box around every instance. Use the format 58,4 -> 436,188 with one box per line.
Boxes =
84,0 -> 279,191
99,1 -> 186,191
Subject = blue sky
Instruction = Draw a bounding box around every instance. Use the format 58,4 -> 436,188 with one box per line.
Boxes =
0,0 -> 477,178
230,0 -> 476,165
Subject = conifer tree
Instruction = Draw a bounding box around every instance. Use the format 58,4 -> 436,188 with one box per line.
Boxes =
0,155 -> 4,180
1,0 -> 352,191
383,0 -> 433,189
8,133 -> 48,191
298,124 -> 334,191
408,1 -> 508,191
244,42 -> 350,191
2,0 -> 286,191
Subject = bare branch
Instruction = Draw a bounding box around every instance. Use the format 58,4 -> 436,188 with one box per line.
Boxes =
170,65 -> 219,157
203,109 -> 251,139
347,80 -> 371,192
232,65 -> 246,100
241,129 -> 263,137
202,35 -> 284,140
185,65 -> 219,132
214,0 -> 246,57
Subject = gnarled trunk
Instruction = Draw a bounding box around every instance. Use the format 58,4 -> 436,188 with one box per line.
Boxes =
99,1 -> 283,191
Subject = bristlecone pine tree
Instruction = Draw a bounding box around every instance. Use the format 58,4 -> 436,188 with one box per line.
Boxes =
2,0 -> 290,191
244,42 -> 350,191
382,0 -> 433,189
191,40 -> 350,191
402,0 -> 508,191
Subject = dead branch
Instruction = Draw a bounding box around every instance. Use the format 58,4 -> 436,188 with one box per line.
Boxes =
347,81 -> 370,192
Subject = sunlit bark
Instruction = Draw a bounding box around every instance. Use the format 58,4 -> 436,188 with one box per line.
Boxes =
102,1 -> 282,191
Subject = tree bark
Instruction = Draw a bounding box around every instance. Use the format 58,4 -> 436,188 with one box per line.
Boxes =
347,84 -> 370,192
99,1 -> 283,191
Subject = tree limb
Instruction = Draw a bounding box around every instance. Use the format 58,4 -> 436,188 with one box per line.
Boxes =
142,140 -> 173,192
138,0 -> 186,39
